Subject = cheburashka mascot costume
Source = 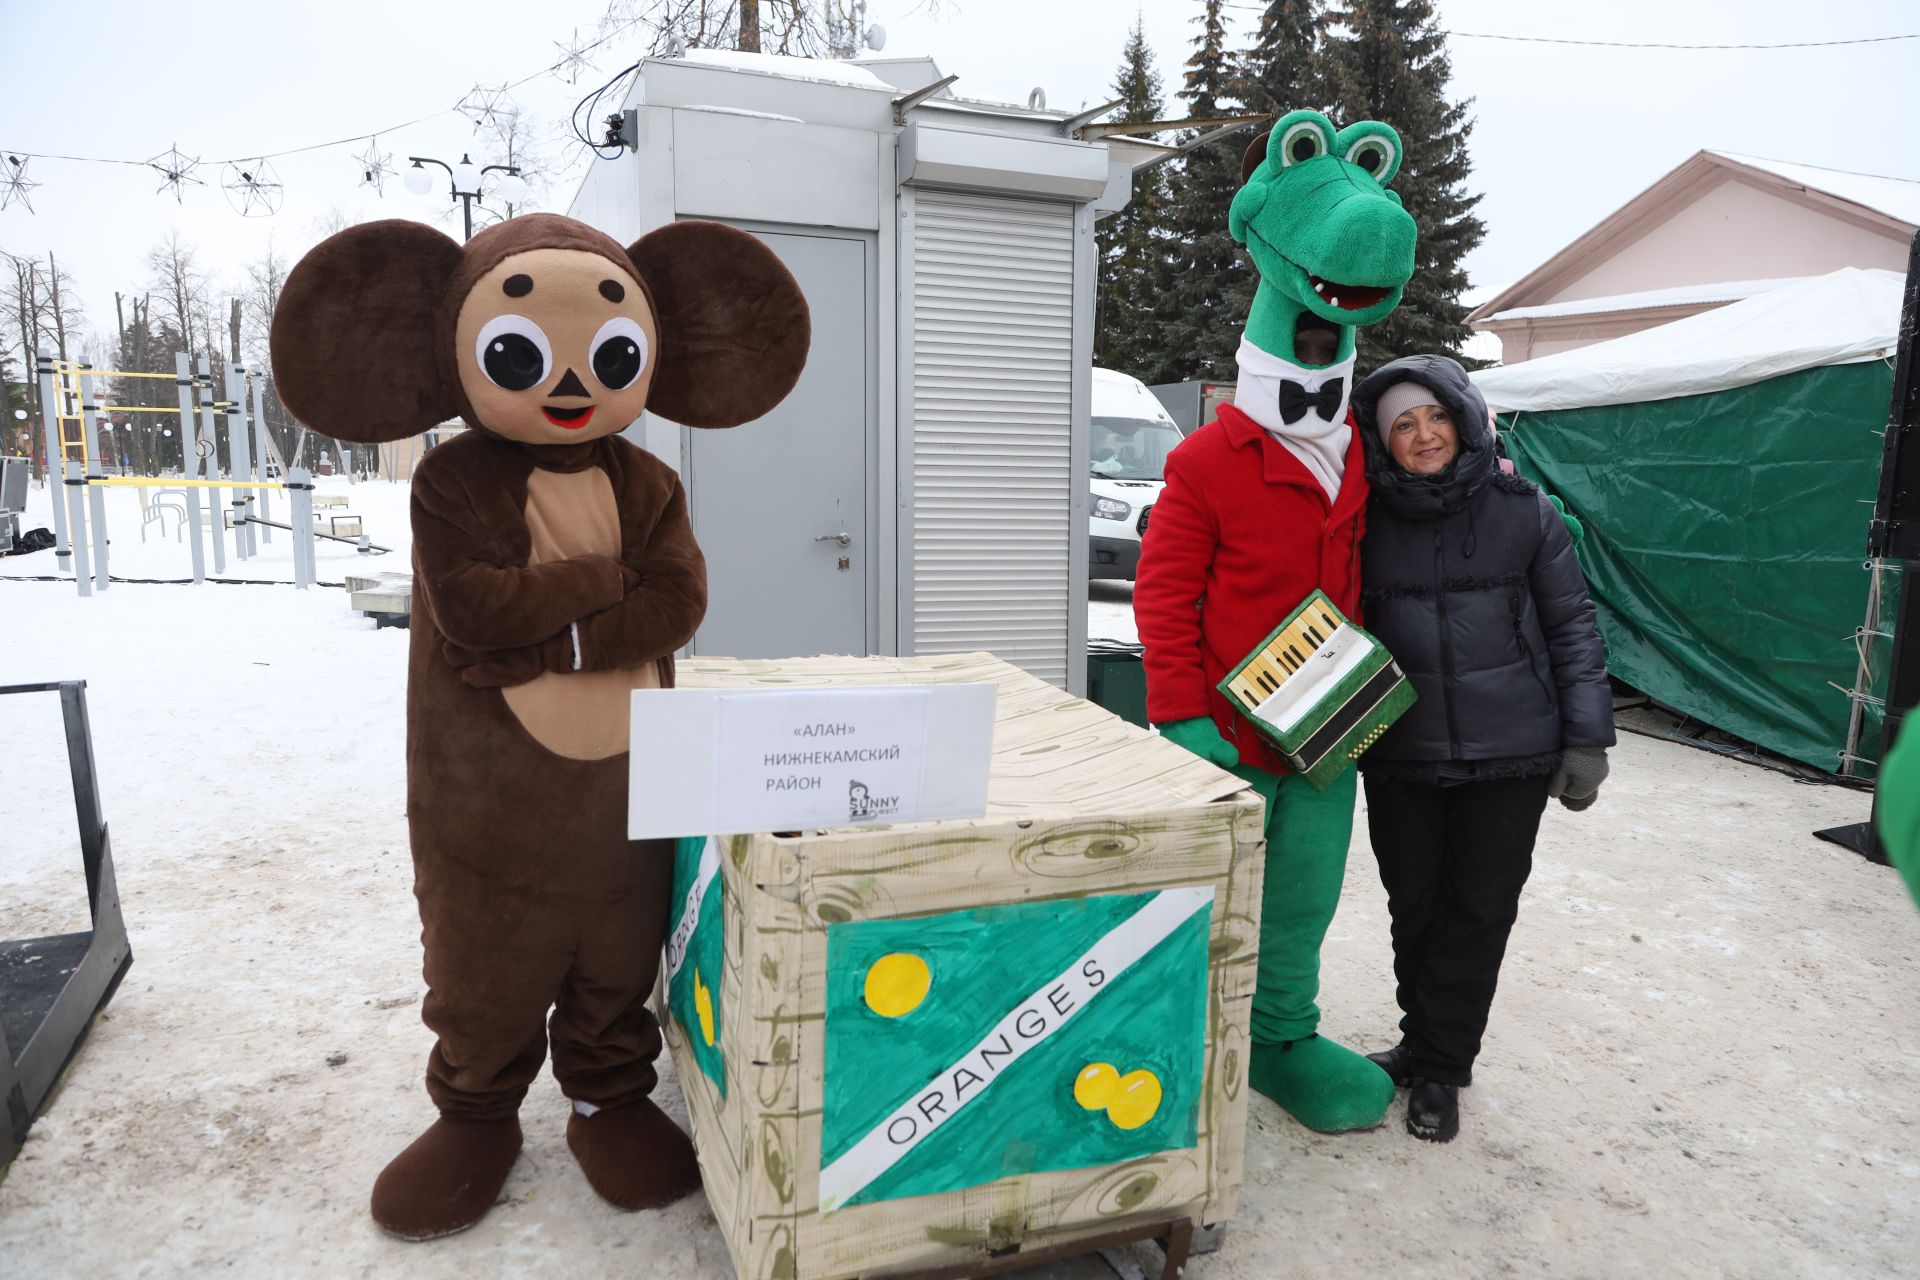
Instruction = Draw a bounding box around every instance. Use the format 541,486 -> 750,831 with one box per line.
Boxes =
1135,110 -> 1417,1133
271,212 -> 808,1238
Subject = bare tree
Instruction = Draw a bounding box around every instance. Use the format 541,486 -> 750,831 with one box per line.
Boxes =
147,230 -> 208,365
593,1 -> 914,67
2,249 -> 91,476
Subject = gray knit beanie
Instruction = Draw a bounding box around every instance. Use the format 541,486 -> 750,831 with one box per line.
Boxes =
1374,381 -> 1442,443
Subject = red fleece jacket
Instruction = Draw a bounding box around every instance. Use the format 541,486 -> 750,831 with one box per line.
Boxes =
1133,402 -> 1369,775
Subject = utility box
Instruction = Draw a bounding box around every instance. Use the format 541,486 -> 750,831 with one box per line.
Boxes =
1148,381 -> 1236,434
0,456 -> 27,548
570,51 -> 1157,696
659,652 -> 1262,1280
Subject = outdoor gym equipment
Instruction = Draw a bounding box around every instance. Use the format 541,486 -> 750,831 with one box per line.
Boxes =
32,349 -> 338,595
0,680 -> 133,1168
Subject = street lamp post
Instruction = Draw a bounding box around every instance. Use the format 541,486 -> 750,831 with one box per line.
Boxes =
403,154 -> 529,241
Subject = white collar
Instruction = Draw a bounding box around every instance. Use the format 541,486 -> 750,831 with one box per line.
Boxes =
1233,338 -> 1356,434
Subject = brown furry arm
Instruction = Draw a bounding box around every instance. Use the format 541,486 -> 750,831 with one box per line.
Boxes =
571,470 -> 707,670
412,467 -> 630,651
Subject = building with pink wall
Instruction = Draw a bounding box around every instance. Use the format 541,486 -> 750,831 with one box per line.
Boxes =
1470,151 -> 1917,365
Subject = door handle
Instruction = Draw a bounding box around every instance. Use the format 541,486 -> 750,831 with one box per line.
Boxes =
815,532 -> 852,548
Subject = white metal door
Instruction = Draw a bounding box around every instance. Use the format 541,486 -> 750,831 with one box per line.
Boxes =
688,229 -> 870,659
909,191 -> 1077,686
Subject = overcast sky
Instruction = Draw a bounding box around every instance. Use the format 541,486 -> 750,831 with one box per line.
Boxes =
3,0 -> 1916,359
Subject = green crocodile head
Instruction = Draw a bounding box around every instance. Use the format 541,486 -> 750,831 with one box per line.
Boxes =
1229,110 -> 1419,368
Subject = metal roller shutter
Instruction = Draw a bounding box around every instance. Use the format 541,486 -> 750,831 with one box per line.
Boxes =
910,190 -> 1076,686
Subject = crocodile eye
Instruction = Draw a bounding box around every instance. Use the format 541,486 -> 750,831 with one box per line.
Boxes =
1280,120 -> 1327,166
1346,136 -> 1398,178
474,314 -> 551,392
589,317 -> 649,391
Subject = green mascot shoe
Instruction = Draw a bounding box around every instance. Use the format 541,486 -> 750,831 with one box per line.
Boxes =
1248,1035 -> 1395,1133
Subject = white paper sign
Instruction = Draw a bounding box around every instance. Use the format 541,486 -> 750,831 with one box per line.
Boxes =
628,683 -> 997,839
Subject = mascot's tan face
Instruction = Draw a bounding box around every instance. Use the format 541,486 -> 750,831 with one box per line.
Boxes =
456,248 -> 660,445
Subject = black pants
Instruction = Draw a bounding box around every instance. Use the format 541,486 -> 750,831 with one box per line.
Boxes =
1362,772 -> 1552,1086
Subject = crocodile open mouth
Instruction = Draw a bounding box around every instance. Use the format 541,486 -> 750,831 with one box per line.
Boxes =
542,404 -> 595,429
1307,275 -> 1394,311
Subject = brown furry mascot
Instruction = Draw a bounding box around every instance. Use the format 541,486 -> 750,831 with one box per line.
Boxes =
271,213 -> 809,1239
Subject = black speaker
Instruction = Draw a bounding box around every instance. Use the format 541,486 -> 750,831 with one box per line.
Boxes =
1822,232 -> 1920,862
1871,232 -> 1920,562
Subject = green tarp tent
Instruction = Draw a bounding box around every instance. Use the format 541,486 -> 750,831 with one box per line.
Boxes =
1472,268 -> 1903,774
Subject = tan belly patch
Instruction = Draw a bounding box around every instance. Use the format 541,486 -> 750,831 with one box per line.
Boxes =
501,465 -> 660,762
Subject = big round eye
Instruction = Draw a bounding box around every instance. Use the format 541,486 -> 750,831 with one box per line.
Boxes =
474,314 -> 551,391
1346,136 -> 1398,178
589,317 -> 649,391
1280,120 -> 1328,166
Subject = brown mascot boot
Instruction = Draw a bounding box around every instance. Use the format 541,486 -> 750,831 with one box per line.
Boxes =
566,1099 -> 703,1211
370,1115 -> 523,1240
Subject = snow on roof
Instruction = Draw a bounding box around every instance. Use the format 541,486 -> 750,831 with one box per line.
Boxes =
1482,276 -> 1810,323
675,48 -> 894,91
1714,151 -> 1920,227
1093,367 -> 1178,423
1470,267 -> 1903,413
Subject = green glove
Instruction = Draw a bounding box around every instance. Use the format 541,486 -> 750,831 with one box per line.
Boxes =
1158,716 -> 1239,768
1547,494 -> 1585,547
1876,719 -> 1920,909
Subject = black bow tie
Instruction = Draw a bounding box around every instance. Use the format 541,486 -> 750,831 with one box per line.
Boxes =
1277,377 -> 1345,425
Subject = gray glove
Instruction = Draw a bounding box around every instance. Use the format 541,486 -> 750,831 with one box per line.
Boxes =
1549,746 -> 1609,811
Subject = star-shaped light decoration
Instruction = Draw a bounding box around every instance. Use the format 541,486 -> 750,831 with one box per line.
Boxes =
355,137 -> 394,196
456,83 -> 516,134
146,144 -> 205,204
553,29 -> 596,84
0,155 -> 39,213
221,158 -> 284,217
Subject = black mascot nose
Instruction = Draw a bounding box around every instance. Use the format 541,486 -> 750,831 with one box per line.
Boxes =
549,368 -> 591,399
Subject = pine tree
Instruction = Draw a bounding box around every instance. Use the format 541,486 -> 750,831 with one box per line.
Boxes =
1223,1 -> 1331,340
1093,17 -> 1171,380
1235,1 -> 1329,121
1323,0 -> 1486,370
1152,0 -> 1252,385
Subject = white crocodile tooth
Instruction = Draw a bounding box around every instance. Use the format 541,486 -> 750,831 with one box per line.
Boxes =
1330,295 -> 1341,307
1314,281 -> 1326,293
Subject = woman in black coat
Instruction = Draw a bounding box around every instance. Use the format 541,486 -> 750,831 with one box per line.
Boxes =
1350,354 -> 1614,1143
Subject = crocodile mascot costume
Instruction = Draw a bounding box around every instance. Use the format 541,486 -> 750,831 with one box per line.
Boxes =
1136,110 -> 1418,1133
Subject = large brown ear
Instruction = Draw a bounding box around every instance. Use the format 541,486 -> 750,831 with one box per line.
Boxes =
1240,129 -> 1271,187
627,221 -> 810,429
270,220 -> 465,444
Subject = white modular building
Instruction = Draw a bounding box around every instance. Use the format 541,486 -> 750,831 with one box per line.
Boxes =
569,50 -> 1154,694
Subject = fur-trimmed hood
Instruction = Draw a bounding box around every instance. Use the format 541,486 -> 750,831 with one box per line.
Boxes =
1354,354 -> 1496,521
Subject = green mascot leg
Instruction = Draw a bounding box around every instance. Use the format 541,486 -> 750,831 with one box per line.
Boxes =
1232,764 -> 1394,1132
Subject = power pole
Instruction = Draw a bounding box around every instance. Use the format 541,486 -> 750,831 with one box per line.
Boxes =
740,0 -> 761,51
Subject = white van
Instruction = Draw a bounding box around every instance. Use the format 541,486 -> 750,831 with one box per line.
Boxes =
1089,367 -> 1186,581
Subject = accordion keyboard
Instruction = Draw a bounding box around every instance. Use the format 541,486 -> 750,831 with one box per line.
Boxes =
1225,598 -> 1347,708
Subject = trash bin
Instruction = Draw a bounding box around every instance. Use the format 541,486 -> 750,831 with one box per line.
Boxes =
1088,640 -> 1149,729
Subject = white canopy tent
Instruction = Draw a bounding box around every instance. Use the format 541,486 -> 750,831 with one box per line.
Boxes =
1470,267 -> 1904,412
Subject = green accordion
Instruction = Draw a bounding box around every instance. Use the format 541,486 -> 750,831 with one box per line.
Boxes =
1217,590 -> 1417,790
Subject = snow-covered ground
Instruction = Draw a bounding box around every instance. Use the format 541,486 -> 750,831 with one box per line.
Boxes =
1088,580 -> 1138,645
2,474 -> 413,587
2,479 -> 1917,1279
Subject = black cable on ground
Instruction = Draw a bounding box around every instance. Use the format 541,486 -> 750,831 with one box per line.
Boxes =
1,574 -> 346,589
1612,719 -> 1874,790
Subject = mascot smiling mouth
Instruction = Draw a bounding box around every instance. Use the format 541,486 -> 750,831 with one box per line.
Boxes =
542,404 -> 595,428
1306,274 -> 1393,311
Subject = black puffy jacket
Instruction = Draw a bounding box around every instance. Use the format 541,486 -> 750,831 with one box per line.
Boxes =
1352,355 -> 1614,779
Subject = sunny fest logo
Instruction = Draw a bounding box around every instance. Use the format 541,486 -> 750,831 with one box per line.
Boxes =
666,835 -> 727,1095
819,887 -> 1213,1213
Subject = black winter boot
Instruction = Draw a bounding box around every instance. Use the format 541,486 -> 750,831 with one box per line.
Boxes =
1365,1042 -> 1413,1087
1405,1080 -> 1459,1143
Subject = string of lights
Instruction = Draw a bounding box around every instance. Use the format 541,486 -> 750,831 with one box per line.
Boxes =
0,7 -> 671,177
